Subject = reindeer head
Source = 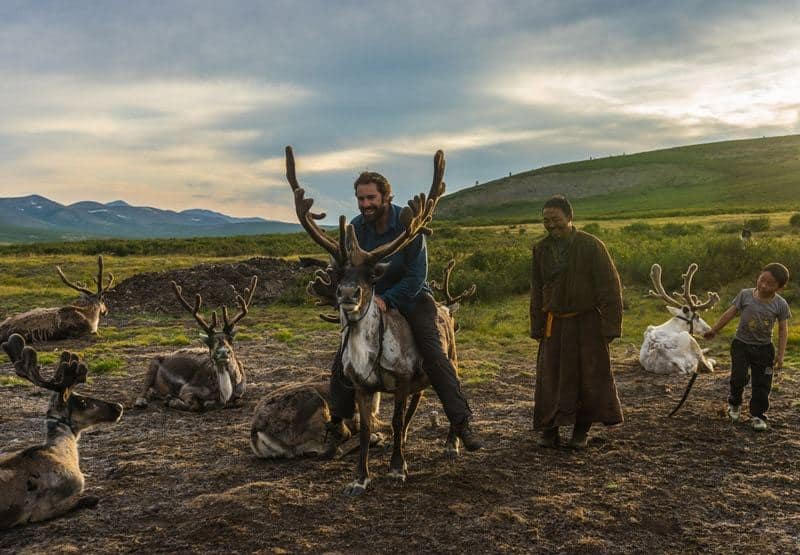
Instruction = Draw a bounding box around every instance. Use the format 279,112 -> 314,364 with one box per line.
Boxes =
1,334 -> 123,435
649,263 -> 720,335
171,277 -> 257,364
286,146 -> 445,323
56,255 -> 115,319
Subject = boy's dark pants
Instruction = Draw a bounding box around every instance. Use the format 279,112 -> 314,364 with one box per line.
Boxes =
729,338 -> 775,420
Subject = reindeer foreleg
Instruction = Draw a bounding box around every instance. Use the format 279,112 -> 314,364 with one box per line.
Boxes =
388,389 -> 409,482
344,389 -> 374,497
403,391 -> 423,443
445,425 -> 460,460
134,360 -> 161,408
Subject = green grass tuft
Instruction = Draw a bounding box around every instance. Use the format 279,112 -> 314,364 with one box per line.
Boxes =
0,375 -> 31,387
88,356 -> 127,376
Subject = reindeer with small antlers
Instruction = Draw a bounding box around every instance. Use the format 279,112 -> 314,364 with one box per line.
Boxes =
0,334 -> 123,529
287,146 -> 478,496
134,276 -> 257,411
640,263 -> 720,415
0,255 -> 114,343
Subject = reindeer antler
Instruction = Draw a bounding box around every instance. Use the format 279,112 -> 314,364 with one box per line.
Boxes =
345,150 -> 446,266
222,276 -> 258,334
11,338 -> 87,395
649,263 -> 719,311
286,146 -> 347,266
56,255 -> 113,297
93,255 -> 115,296
675,263 -> 719,311
171,281 -> 217,336
306,265 -> 341,322
431,259 -> 477,306
2,333 -> 26,364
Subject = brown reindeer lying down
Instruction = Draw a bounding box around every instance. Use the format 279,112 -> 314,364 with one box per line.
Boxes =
135,277 -> 256,411
250,380 -> 382,459
0,334 -> 123,529
0,256 -> 114,343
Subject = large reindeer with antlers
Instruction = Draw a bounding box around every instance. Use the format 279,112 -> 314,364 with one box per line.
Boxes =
287,146 -> 476,496
134,276 -> 257,411
0,334 -> 123,529
640,263 -> 720,415
249,260 -> 475,460
0,256 -> 114,343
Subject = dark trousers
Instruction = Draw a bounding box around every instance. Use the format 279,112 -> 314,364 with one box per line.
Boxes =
729,338 -> 775,420
330,293 -> 472,426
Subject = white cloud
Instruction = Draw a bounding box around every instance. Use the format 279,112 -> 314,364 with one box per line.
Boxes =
487,15 -> 800,132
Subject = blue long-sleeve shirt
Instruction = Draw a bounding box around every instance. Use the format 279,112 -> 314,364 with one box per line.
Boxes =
350,204 -> 431,315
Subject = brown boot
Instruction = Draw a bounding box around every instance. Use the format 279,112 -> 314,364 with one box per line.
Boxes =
456,419 -> 484,451
568,422 -> 591,450
537,427 -> 559,448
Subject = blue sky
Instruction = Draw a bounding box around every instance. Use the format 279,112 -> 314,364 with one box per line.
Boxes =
1,1 -> 798,222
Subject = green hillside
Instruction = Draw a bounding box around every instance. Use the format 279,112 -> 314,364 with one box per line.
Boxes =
439,135 -> 800,223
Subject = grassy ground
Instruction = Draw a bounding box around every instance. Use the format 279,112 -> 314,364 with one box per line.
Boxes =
438,134 -> 800,223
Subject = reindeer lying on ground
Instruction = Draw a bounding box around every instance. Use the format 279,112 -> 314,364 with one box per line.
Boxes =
0,256 -> 114,343
134,277 -> 256,411
0,334 -> 123,529
250,380 -> 381,459
286,146 -> 469,496
640,263 -> 719,375
249,260 -> 475,460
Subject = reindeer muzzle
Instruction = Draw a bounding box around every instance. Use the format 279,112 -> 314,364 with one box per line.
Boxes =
213,347 -> 230,362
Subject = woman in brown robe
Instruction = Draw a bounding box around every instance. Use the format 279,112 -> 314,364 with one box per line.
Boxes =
530,196 -> 624,448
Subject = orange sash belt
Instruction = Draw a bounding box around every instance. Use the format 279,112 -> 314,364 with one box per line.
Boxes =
545,311 -> 579,338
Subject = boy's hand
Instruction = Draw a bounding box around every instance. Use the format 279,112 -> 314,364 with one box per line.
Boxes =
703,330 -> 717,340
774,355 -> 784,370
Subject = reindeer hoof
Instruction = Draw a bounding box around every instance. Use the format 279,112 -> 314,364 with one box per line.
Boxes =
370,432 -> 389,449
444,445 -> 460,460
343,478 -> 370,497
387,463 -> 408,482
133,397 -> 148,409
75,495 -> 100,510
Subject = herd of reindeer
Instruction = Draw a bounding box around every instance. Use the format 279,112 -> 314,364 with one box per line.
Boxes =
0,148 -> 721,528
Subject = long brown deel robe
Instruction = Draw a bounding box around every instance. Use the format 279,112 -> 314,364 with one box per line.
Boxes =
530,228 -> 624,430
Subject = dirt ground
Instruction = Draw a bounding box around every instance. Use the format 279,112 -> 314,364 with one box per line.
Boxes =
1,316 -> 799,553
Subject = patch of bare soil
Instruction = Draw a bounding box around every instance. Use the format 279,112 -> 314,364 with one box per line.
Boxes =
1,330 -> 799,553
103,257 -> 313,314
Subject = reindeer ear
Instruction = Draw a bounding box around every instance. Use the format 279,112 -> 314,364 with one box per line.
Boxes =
199,331 -> 215,347
372,262 -> 390,283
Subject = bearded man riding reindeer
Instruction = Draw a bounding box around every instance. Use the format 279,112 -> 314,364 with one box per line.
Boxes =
286,148 -> 483,461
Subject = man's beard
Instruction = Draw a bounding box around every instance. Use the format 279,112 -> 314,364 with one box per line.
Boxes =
361,203 -> 387,223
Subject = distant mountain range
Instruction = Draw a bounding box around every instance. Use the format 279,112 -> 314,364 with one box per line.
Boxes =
0,195 -> 300,243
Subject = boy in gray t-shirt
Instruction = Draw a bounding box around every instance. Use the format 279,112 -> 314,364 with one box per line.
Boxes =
704,263 -> 791,431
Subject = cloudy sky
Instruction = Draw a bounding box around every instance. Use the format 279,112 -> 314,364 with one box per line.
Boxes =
1,1 -> 798,222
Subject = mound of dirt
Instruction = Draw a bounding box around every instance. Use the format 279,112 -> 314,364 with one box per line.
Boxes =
104,257 -> 313,314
